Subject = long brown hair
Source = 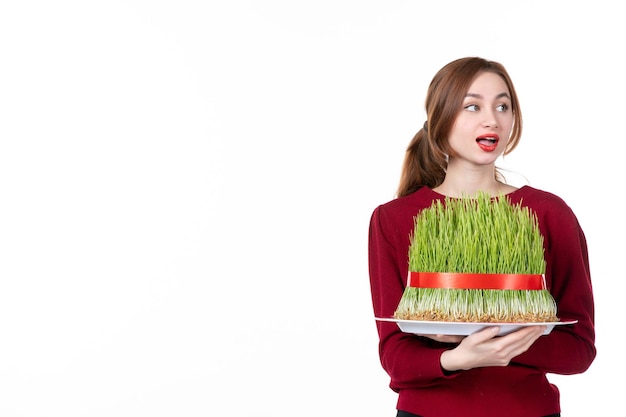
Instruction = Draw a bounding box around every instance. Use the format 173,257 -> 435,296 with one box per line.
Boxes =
396,57 -> 523,197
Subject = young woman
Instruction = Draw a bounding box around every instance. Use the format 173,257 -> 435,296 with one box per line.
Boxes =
368,57 -> 596,417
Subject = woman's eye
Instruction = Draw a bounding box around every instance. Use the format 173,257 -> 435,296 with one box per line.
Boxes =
465,104 -> 479,112
496,104 -> 509,112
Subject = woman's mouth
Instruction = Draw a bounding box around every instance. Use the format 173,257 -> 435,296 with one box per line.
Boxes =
476,134 -> 500,152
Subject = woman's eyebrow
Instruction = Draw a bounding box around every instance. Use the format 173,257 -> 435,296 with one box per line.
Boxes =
465,92 -> 511,99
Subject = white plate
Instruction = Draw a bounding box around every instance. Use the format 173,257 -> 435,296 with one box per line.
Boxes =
375,317 -> 577,336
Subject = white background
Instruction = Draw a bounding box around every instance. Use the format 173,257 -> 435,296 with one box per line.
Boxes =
0,1 -> 622,416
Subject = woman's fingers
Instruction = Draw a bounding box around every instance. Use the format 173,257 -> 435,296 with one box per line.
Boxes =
441,325 -> 546,371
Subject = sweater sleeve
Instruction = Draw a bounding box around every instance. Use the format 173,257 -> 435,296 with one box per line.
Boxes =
369,204 -> 459,390
512,194 -> 596,374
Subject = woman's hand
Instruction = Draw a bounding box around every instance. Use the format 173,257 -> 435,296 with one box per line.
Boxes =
439,325 -> 546,371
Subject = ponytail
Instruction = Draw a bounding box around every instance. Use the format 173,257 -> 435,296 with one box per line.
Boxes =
396,126 -> 447,198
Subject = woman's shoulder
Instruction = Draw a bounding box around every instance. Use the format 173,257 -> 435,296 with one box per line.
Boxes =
511,185 -> 575,214
374,186 -> 440,214
369,187 -> 440,234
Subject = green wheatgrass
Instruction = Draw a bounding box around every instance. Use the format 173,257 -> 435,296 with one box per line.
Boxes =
394,192 -> 558,323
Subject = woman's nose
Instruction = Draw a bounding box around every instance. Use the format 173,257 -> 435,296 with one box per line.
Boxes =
482,111 -> 499,128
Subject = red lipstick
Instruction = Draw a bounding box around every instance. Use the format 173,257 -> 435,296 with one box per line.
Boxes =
476,134 -> 500,152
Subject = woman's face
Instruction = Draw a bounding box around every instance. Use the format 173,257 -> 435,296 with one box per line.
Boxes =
447,71 -> 514,166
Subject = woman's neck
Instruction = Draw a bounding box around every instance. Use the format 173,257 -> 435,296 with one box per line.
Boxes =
433,180 -> 516,198
433,163 -> 516,198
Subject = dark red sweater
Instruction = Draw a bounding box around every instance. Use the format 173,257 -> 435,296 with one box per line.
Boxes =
368,186 -> 596,417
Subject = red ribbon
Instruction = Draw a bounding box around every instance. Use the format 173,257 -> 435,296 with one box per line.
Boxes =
408,271 -> 546,290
